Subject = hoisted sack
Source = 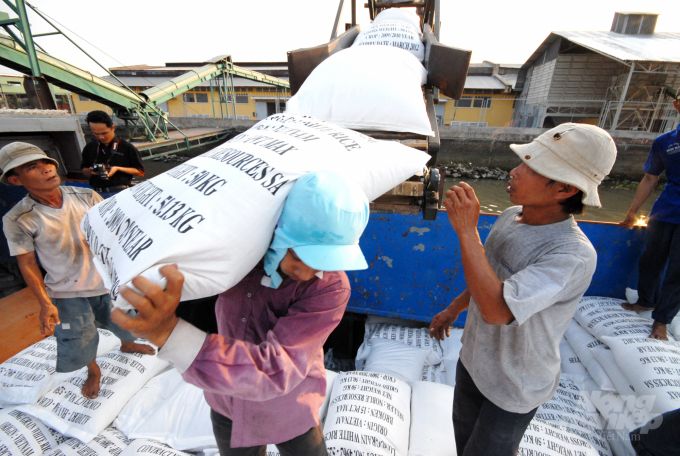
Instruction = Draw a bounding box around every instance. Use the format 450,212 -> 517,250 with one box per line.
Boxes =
81,113 -> 430,309
0,330 -> 121,407
324,371 -> 411,456
44,427 -> 130,456
352,19 -> 425,62
0,408 -> 65,456
18,348 -> 168,442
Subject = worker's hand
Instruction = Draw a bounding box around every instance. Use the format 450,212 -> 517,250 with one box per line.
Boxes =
429,306 -> 459,341
444,182 -> 480,238
107,166 -> 119,178
111,264 -> 183,348
620,211 -> 637,227
39,303 -> 60,336
82,167 -> 94,178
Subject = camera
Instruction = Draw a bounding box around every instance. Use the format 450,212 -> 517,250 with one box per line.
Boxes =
92,164 -> 110,180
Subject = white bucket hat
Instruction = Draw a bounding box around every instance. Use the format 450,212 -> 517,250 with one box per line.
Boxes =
0,142 -> 59,185
509,123 -> 617,207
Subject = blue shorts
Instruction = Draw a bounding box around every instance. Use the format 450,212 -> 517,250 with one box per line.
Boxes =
52,294 -> 136,373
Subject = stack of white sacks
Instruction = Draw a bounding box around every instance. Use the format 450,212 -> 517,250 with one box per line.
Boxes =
3,297 -> 678,456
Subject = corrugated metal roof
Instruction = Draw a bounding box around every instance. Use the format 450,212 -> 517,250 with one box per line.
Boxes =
101,75 -> 289,89
494,74 -> 518,89
463,75 -> 507,90
553,31 -> 680,62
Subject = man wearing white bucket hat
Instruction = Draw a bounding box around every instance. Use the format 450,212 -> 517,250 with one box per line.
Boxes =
112,170 -> 370,456
0,142 -> 154,400
430,123 -> 617,456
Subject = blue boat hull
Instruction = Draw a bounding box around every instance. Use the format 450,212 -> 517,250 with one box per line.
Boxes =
347,211 -> 646,326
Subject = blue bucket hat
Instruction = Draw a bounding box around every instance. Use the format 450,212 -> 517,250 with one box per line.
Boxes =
264,171 -> 370,288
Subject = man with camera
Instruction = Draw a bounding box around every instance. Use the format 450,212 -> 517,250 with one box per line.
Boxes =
81,110 -> 145,193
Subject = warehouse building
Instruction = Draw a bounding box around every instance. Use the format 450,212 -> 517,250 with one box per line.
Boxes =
513,12 -> 680,132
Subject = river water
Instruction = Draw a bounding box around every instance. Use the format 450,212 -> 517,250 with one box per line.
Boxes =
137,159 -> 661,224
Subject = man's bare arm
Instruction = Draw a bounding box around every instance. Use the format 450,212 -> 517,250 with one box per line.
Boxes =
16,252 -> 60,335
430,288 -> 470,340
444,183 -> 514,325
621,173 -> 659,226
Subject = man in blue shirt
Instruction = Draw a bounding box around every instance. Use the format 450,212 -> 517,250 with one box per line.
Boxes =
621,89 -> 680,340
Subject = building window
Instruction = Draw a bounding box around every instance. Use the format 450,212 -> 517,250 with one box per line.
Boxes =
473,97 -> 492,108
195,93 -> 208,103
182,93 -> 207,103
7,81 -> 21,86
78,95 -> 92,102
235,94 -> 249,104
183,93 -> 195,103
455,97 -> 472,108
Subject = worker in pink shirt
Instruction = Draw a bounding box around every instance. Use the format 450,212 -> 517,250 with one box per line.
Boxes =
112,171 -> 370,456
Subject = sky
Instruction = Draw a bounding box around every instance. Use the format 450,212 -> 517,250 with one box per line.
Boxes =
1,0 -> 679,77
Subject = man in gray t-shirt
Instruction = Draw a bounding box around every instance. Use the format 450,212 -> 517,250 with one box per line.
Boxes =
0,142 -> 154,401
430,124 -> 617,456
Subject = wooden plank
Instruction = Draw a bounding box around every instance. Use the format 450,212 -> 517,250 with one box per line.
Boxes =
0,288 -> 46,363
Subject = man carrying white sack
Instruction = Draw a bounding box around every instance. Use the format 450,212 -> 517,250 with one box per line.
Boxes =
112,170 -> 370,456
0,142 -> 155,400
429,124 -> 617,456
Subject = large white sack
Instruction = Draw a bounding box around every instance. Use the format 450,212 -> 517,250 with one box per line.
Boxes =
534,374 -> 612,456
518,419 -> 599,456
590,346 -> 636,399
420,364 -> 444,384
0,330 -> 121,407
373,8 -> 421,30
363,338 -> 430,383
563,320 -> 615,392
320,370 -> 339,428
559,336 -> 590,379
0,408 -> 65,456
352,20 -> 424,62
575,297 -> 667,341
45,427 -> 129,456
361,324 -> 443,366
18,349 -> 168,442
407,381 -> 456,456
324,371 -> 411,456
114,368 -> 183,438
81,113 -> 430,309
118,439 -> 192,456
286,47 -> 433,136
441,327 -> 464,388
124,377 -> 213,451
601,336 -> 680,414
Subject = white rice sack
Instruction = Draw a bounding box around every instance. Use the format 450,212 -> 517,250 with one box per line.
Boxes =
590,346 -> 636,398
363,338 -> 429,382
0,330 -> 121,407
365,324 -> 443,366
575,297 -> 661,341
286,46 -> 433,136
324,371 -> 411,456
125,378 -> 213,451
373,8 -> 421,30
45,427 -> 129,456
534,375 -> 612,456
114,368 -> 183,438
519,419 -> 599,456
563,320 -> 615,392
18,350 -> 168,442
320,370 -> 339,428
441,328 -> 464,388
601,336 -> 680,414
407,381 -> 456,456
352,20 -> 424,62
82,113 -> 430,309
559,336 -> 590,379
0,408 -> 65,456
265,445 -> 279,456
118,439 -> 192,456
420,364 -> 444,384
